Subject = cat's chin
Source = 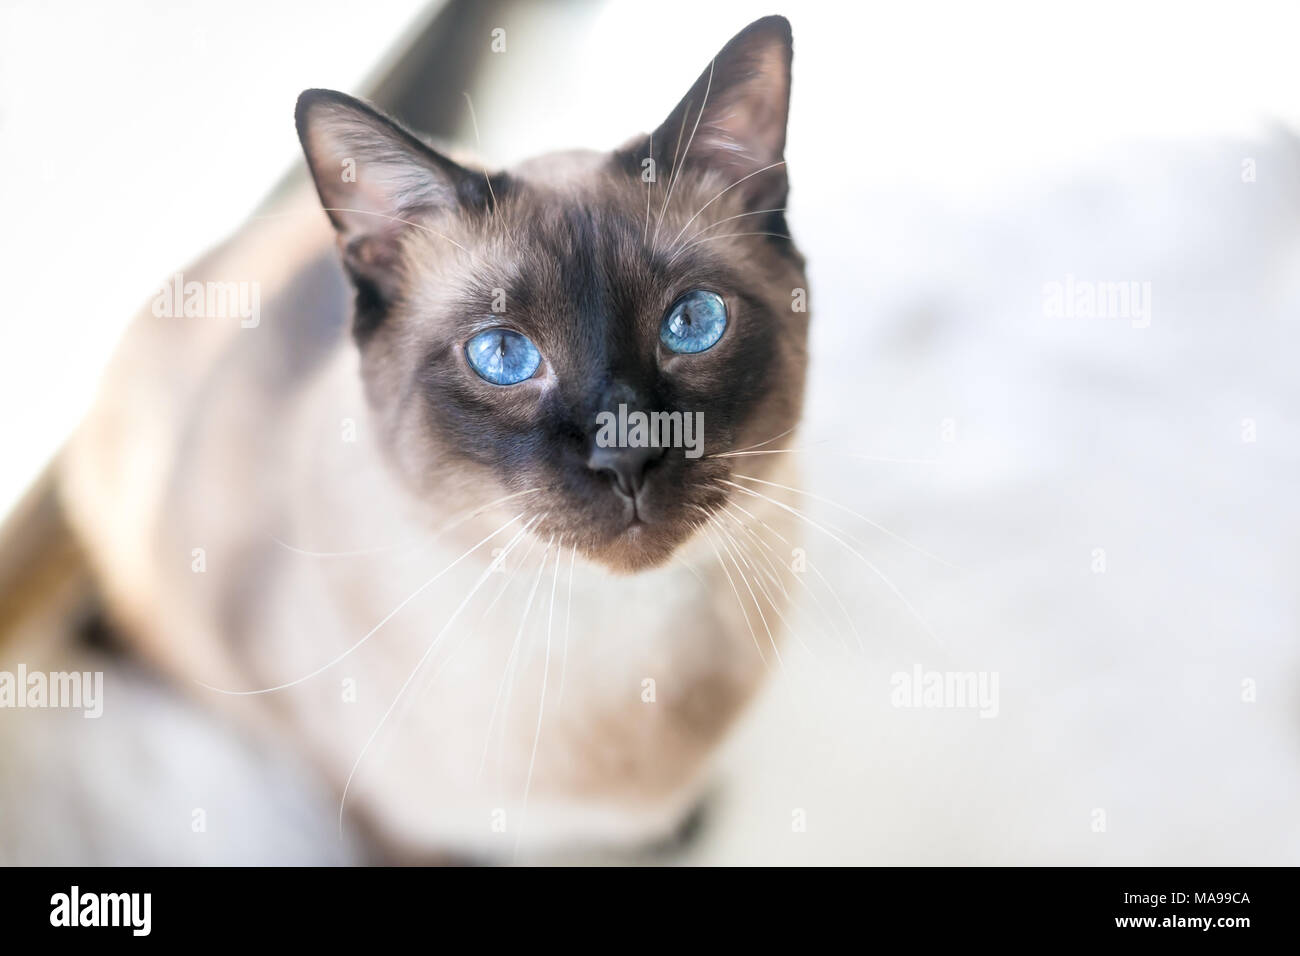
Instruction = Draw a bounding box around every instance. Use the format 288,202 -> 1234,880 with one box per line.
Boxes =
591,522 -> 683,575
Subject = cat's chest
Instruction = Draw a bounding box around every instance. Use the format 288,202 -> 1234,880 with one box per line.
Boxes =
245,513 -> 776,856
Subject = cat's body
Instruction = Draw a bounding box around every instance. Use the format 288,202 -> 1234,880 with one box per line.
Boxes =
56,18 -> 807,858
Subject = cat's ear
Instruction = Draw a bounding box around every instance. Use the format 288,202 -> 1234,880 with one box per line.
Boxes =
640,16 -> 792,208
295,89 -> 474,304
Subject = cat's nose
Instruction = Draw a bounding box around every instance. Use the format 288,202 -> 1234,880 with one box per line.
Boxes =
587,443 -> 665,499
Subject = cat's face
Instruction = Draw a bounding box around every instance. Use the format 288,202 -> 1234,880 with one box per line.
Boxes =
298,16 -> 806,572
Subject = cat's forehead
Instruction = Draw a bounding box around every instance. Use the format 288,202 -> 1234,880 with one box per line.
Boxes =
400,147 -> 757,325
508,148 -> 611,187
502,146 -> 741,229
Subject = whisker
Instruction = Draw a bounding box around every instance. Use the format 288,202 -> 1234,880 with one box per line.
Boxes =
264,536 -> 417,560
666,231 -> 792,268
557,541 -> 577,708
720,506 -> 802,612
673,206 -> 788,249
402,522 -> 540,745
336,514 -> 539,835
691,517 -> 768,668
479,524 -> 543,621
495,537 -> 556,778
720,504 -> 789,592
734,513 -> 846,655
514,534 -> 565,860
732,472 -> 962,570
197,513 -> 528,696
321,207 -> 477,261
720,479 -> 944,652
662,161 -> 787,253
655,58 -> 715,247
718,510 -> 830,665
722,425 -> 799,457
712,515 -> 809,663
700,509 -> 783,668
722,496 -> 860,653
264,487 -> 539,559
653,95 -> 693,239
709,447 -> 940,465
478,533 -> 556,783
714,510 -> 779,594
461,91 -> 510,243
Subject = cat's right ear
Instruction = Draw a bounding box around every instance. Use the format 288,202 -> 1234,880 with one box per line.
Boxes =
629,16 -> 794,211
295,89 -> 474,305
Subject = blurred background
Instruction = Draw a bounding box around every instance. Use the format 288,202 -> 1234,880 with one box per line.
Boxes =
1,0 -> 1298,863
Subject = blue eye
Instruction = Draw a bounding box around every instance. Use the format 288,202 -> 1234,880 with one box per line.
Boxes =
465,328 -> 542,385
660,290 -> 727,354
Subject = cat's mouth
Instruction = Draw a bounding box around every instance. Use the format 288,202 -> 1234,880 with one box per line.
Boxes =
609,496 -> 663,553
512,454 -> 732,574
572,478 -> 728,575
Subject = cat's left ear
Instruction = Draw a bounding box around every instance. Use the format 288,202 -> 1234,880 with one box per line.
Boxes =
635,15 -> 793,209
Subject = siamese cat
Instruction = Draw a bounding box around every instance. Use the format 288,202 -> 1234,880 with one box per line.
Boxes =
58,15 -> 808,859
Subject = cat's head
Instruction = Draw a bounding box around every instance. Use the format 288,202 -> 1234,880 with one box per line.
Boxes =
296,16 -> 807,573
